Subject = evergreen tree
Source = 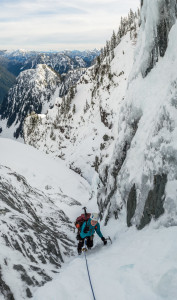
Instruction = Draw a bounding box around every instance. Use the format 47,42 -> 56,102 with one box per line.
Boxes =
100,48 -> 104,61
111,49 -> 115,60
84,100 -> 89,113
72,104 -> 76,114
116,31 -> 121,46
106,41 -> 110,56
103,46 -> 107,58
96,55 -> 101,66
70,86 -> 75,100
129,9 -> 134,25
111,30 -> 117,50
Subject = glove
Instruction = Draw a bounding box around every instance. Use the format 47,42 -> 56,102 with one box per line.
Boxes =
101,237 -> 107,245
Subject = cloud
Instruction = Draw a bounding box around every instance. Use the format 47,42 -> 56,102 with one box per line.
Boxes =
0,0 -> 140,51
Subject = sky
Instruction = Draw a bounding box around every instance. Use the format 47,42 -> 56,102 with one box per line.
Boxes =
0,0 -> 140,51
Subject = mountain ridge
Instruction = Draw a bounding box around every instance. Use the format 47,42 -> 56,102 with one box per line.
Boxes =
0,50 -> 99,139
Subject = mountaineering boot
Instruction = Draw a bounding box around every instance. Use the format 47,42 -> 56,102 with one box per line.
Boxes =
78,245 -> 82,255
78,239 -> 84,255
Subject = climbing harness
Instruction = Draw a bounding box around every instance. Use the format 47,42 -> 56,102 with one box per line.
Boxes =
83,240 -> 96,300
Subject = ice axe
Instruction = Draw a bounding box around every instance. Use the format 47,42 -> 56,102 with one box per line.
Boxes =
82,206 -> 88,217
82,206 -> 89,226
105,236 -> 112,244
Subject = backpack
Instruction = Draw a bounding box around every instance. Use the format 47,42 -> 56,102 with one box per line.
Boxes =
75,213 -> 91,230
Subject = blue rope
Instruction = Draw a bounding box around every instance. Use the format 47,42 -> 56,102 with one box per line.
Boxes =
84,251 -> 96,300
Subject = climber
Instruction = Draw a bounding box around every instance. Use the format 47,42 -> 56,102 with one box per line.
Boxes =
77,213 -> 107,255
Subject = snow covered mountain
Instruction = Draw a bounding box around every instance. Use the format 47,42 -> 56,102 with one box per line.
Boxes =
0,49 -> 99,140
24,0 -> 177,232
0,138 -> 90,299
2,49 -> 100,75
0,64 -> 62,140
24,11 -> 139,183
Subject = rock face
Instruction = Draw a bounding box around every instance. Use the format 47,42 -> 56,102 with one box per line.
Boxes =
138,174 -> 167,229
127,175 -> 167,229
0,164 -> 78,299
127,184 -> 137,227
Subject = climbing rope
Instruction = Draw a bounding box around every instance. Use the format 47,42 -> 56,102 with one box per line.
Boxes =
84,251 -> 96,300
83,240 -> 96,300
82,235 -> 111,299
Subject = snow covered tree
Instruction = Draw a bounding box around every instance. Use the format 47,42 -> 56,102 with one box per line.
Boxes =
96,55 -> 101,66
69,86 -> 75,100
100,48 -> 104,62
72,104 -> 76,114
103,46 -> 107,58
111,30 -> 117,50
84,100 -> 90,114
106,41 -> 110,56
129,9 -> 135,26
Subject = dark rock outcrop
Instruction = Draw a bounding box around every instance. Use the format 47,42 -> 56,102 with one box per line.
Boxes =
138,174 -> 167,229
127,184 -> 137,227
143,0 -> 177,77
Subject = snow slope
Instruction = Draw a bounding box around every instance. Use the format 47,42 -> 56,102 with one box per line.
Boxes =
33,219 -> 177,300
0,138 -> 90,299
0,138 -> 89,207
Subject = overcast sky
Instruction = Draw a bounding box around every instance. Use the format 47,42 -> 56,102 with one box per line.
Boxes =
0,0 -> 140,51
